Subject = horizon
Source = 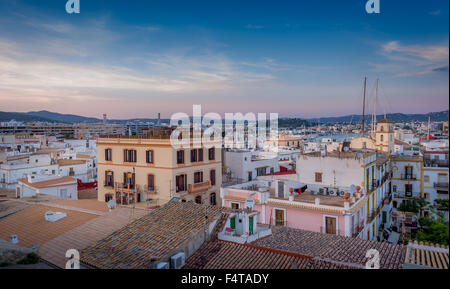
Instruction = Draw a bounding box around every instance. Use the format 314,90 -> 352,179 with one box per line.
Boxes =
1,108 -> 449,121
0,0 -> 448,118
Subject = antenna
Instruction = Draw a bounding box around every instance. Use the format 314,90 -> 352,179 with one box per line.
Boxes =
373,78 -> 378,133
362,77 -> 367,137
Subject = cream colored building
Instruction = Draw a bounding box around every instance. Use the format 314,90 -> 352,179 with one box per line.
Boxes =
350,119 -> 394,154
97,130 -> 222,207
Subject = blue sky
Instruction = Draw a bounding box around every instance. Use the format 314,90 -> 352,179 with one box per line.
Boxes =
0,0 -> 448,119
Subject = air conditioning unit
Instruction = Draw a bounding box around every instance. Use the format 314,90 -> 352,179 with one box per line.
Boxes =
329,190 -> 336,196
319,188 -> 324,195
156,262 -> 169,269
170,252 -> 186,269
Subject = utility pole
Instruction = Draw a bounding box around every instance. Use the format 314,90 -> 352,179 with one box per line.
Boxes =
362,77 -> 367,137
374,78 -> 378,132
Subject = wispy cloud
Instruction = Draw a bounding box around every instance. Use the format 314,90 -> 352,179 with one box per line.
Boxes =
429,10 -> 441,15
245,24 -> 264,29
371,41 -> 449,77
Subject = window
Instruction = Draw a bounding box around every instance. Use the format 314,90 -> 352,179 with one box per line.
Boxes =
405,184 -> 412,193
380,135 -> 384,142
148,174 -> 155,191
315,172 -> 323,183
105,171 -> 114,187
210,192 -> 216,206
190,149 -> 197,162
393,185 -> 397,193
195,195 -> 202,204
210,169 -> 216,186
424,176 -> 429,182
198,149 -> 204,162
177,150 -> 185,164
124,149 -> 137,162
208,148 -> 215,160
146,150 -> 154,164
231,202 -> 239,210
105,149 -> 112,161
256,167 -> 267,176
176,174 -> 187,192
194,171 -> 203,183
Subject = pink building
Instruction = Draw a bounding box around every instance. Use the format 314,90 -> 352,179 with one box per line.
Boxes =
221,179 -> 367,238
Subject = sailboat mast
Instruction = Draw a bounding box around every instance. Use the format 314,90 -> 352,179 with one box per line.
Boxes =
374,78 -> 378,132
362,77 -> 367,137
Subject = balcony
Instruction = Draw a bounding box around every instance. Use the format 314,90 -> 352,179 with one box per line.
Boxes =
400,174 -> 417,180
424,159 -> 449,168
146,186 -> 158,194
434,182 -> 449,188
188,180 -> 211,194
394,192 -> 416,199
114,182 -> 136,192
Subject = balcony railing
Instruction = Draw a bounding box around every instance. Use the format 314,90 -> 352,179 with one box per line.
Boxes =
320,226 -> 342,236
434,182 -> 449,188
424,159 -> 449,168
394,192 -> 415,199
188,180 -> 211,194
146,185 -> 158,194
104,180 -> 114,187
400,174 -> 417,180
115,182 -> 136,191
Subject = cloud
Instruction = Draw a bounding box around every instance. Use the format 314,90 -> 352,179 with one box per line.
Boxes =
429,10 -> 441,15
245,24 -> 264,29
372,41 -> 449,77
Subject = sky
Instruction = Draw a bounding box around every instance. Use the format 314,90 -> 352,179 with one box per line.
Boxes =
0,0 -> 448,119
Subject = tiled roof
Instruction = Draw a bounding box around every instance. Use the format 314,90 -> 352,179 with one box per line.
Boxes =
56,159 -> 87,166
80,202 -> 225,269
252,226 -> 406,269
405,241 -> 449,269
183,241 -> 353,269
17,176 -> 77,189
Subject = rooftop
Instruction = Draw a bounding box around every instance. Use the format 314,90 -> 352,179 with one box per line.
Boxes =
18,176 -> 77,189
80,202 -> 225,269
303,150 -> 375,159
56,159 -> 87,166
183,241 -> 352,269
404,241 -> 449,269
252,226 -> 406,269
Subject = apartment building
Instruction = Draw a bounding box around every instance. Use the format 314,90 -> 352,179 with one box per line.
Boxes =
97,128 -> 222,207
422,151 -> 449,219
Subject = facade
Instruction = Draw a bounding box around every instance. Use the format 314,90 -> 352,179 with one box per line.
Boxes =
97,129 -> 222,207
422,151 -> 449,219
223,149 -> 279,184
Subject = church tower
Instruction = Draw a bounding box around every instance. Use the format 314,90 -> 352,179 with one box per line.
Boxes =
375,119 -> 394,153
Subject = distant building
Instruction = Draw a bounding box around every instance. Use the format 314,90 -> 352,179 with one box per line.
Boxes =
16,175 -> 78,199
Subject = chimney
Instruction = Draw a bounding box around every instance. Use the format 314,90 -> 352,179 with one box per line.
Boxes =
289,188 -> 294,201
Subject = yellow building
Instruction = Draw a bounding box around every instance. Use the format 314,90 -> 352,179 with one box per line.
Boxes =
97,129 -> 222,207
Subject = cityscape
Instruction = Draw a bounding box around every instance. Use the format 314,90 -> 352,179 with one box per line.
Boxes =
0,0 -> 448,279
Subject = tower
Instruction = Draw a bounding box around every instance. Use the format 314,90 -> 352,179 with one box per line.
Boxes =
375,119 -> 394,153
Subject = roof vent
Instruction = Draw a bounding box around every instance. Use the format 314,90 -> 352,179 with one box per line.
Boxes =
45,210 -> 67,222
9,234 -> 18,244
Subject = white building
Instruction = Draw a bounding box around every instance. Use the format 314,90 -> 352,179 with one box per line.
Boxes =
422,151 -> 449,219
16,175 -> 78,199
223,150 -> 279,183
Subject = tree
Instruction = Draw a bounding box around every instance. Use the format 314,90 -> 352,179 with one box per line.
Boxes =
416,214 -> 449,246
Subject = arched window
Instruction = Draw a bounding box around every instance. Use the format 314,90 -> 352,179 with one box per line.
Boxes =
195,196 -> 202,204
210,192 -> 216,206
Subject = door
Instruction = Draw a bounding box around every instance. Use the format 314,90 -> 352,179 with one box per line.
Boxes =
325,216 -> 336,234
230,217 -> 236,230
248,171 -> 252,181
275,209 -> 284,226
249,216 -> 254,235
